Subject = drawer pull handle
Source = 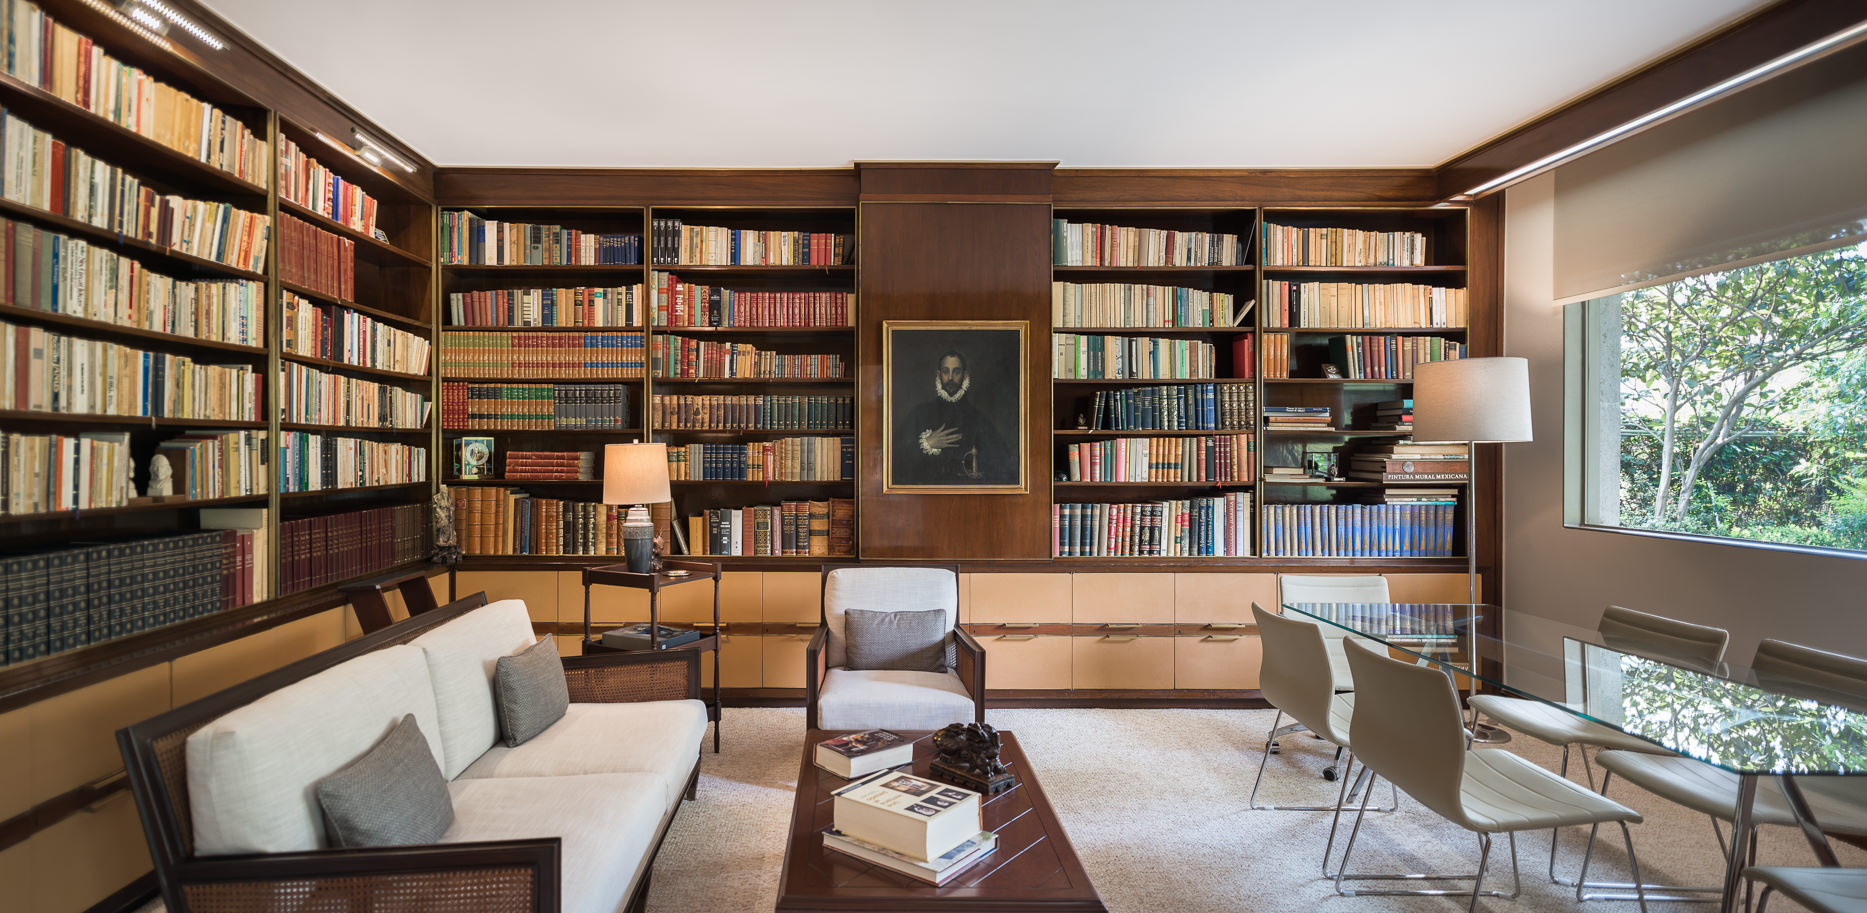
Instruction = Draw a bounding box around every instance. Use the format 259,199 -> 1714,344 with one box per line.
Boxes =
1102,623 -> 1141,630
793,623 -> 819,630
1204,623 -> 1244,631
1202,634 -> 1243,642
997,634 -> 1038,642
1001,622 -> 1040,629
1102,634 -> 1139,643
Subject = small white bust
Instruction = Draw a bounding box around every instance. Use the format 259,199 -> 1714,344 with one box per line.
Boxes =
147,456 -> 174,498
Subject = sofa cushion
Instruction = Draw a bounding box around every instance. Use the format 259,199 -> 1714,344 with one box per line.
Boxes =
494,635 -> 570,747
844,608 -> 949,673
444,773 -> 669,913
186,644 -> 444,854
458,700 -> 707,807
316,714 -> 454,848
817,668 -> 976,731
410,598 -> 538,778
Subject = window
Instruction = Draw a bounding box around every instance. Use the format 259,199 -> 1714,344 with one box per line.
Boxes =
1573,241 -> 1867,553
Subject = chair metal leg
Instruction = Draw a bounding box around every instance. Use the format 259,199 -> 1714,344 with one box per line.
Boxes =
1251,710 -> 1389,813
1323,755 -> 1356,877
1755,884 -> 1774,913
1331,772 -> 1518,901
1549,744 -> 1572,884
1575,771 -> 1728,902
1620,821 -> 1651,913
1248,709 -> 1282,810
1467,834 -> 1492,913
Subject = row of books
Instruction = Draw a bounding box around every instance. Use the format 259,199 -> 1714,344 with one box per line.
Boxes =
1261,280 -> 1468,329
454,489 -> 631,557
0,2 -> 270,183
652,393 -> 852,431
1259,503 -> 1458,557
284,294 -> 431,376
1082,383 -> 1256,431
668,436 -> 854,482
0,216 -> 264,346
279,214 -> 355,300
1299,603 -> 1462,638
278,432 -> 427,493
438,331 -> 646,379
651,337 -> 844,380
1328,334 -> 1464,381
651,273 -> 855,328
441,383 -> 632,430
1262,223 -> 1429,267
1,319 -> 260,419
457,448 -> 596,481
1347,443 -> 1469,482
1051,282 -> 1245,328
440,212 -> 642,265
0,109 -> 269,272
651,219 -> 852,266
1263,405 -> 1333,430
281,362 -> 430,430
151,429 -> 267,500
685,499 -> 853,557
446,286 -> 644,328
279,503 -> 428,595
1062,433 -> 1255,483
1,430 -> 130,514
1053,333 -> 1223,380
0,528 -> 255,665
1051,219 -> 1246,267
277,137 -> 379,235
1053,494 -> 1253,557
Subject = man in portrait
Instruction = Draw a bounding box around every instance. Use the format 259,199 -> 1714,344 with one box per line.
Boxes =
896,349 -> 1014,485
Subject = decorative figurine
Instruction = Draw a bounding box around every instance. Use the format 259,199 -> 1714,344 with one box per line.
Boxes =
146,454 -> 174,498
929,722 -> 1015,794
1321,363 -> 1344,379
430,485 -> 461,566
1075,412 -> 1089,430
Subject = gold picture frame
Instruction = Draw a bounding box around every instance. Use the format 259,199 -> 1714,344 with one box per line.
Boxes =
883,320 -> 1028,494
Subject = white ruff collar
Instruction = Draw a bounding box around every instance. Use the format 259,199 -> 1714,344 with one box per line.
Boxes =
934,375 -> 970,403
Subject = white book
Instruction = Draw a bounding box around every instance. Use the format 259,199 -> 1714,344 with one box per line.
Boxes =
822,829 -> 997,886
832,771 -> 982,863
814,730 -> 913,780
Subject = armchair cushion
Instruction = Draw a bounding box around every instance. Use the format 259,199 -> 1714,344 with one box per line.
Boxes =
494,635 -> 569,747
823,567 -> 958,669
316,714 -> 454,848
844,608 -> 950,672
817,668 -> 976,731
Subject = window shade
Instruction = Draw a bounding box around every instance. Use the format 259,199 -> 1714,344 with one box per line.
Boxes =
1553,39 -> 1867,302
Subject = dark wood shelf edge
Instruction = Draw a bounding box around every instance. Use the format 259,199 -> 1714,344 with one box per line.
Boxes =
0,493 -> 268,523
0,198 -> 266,280
278,198 -> 432,267
280,351 -> 433,383
279,482 -> 431,500
450,556 -> 1466,573
0,303 -> 267,355
279,280 -> 431,332
0,560 -> 447,715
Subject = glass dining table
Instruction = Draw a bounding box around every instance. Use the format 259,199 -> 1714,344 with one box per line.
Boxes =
1283,601 -> 1867,913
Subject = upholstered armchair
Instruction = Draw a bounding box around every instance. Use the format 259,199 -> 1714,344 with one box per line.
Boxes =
805,565 -> 985,731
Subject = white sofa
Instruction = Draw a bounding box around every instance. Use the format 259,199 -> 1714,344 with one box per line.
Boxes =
120,593 -> 707,913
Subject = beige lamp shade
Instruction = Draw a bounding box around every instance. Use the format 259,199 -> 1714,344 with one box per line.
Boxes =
1410,357 -> 1533,444
602,442 -> 671,505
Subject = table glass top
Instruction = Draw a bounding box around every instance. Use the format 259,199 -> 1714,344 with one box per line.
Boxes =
1282,602 -> 1867,776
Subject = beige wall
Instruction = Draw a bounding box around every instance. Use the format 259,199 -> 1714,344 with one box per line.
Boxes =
1503,174 -> 1867,660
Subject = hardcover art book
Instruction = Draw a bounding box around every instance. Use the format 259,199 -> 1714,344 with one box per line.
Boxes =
815,730 -> 913,779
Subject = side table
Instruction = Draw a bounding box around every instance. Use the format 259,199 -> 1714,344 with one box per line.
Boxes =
581,558 -> 722,751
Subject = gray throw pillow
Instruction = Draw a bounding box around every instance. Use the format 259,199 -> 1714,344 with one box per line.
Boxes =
844,608 -> 950,673
315,714 -> 453,848
494,635 -> 569,747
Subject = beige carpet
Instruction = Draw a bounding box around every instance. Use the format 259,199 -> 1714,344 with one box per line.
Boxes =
646,707 -> 1862,913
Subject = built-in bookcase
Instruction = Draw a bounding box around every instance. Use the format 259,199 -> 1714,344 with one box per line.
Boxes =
1257,207 -> 1471,560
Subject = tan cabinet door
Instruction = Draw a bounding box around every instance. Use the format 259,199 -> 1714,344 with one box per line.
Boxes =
981,634 -> 1071,690
969,574 -> 1072,625
658,571 -> 761,624
453,570 -> 564,623
1174,573 -> 1277,624
762,626 -> 819,688
763,572 -> 822,624
1070,635 -> 1175,689
704,631 -> 763,689
1070,573 -> 1175,625
1174,634 -> 1263,690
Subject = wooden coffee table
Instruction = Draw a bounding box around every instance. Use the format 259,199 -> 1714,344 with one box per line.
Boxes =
777,730 -> 1105,912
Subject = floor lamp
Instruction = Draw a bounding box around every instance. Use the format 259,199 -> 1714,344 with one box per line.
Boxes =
1410,357 -> 1532,739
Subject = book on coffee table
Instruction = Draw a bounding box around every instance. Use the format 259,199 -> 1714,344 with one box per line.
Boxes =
815,730 -> 913,779
822,828 -> 997,885
833,771 -> 982,862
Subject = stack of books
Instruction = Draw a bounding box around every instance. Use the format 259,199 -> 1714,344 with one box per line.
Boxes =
1369,399 -> 1414,431
826,768 -> 996,886
814,730 -> 914,779
503,451 -> 598,481
1378,487 -> 1461,505
1347,444 -> 1469,482
1264,466 -> 1313,483
1263,406 -> 1333,431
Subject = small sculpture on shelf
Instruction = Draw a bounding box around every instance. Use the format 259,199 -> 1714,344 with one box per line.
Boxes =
430,485 -> 461,566
929,722 -> 1014,794
145,454 -> 174,499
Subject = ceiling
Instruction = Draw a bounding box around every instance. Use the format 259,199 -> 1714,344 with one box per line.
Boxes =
200,0 -> 1774,170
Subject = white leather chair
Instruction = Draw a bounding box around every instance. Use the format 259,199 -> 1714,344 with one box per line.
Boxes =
1744,866 -> 1867,913
1278,574 -> 1391,693
1250,603 -> 1393,874
1590,639 -> 1867,905
1466,604 -> 1729,885
1336,638 -> 1649,913
804,565 -> 985,731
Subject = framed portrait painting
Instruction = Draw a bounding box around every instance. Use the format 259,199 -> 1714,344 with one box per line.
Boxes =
883,320 -> 1028,494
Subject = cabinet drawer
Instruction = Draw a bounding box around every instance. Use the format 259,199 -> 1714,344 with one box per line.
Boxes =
702,632 -> 763,689
969,573 -> 1071,625
1070,635 -> 1175,689
1384,573 -> 1480,604
563,572 -> 648,625
1071,573 -> 1175,625
762,627 -> 818,688
455,570 -> 564,623
1175,573 -> 1277,624
763,572 -> 822,623
659,571 -> 762,624
981,634 -> 1071,690
1174,634 -> 1263,690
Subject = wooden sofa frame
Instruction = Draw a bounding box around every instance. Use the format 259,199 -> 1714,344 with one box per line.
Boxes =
117,591 -> 701,913
804,563 -> 985,731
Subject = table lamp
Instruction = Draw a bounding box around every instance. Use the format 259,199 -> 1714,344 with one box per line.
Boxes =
603,442 -> 672,574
